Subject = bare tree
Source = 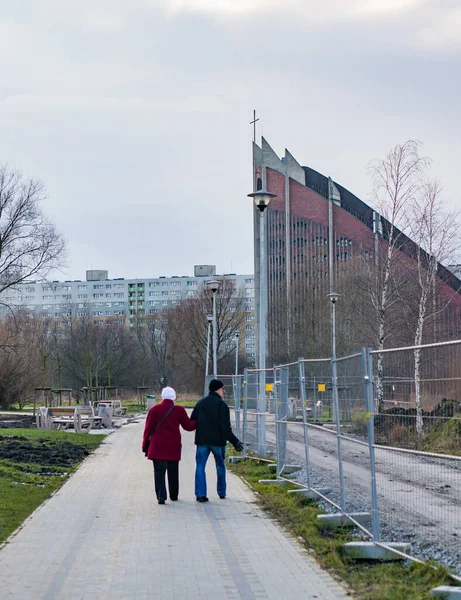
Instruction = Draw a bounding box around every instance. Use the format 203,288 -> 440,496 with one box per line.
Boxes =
407,181 -> 461,434
369,140 -> 429,411
171,279 -> 246,375
0,165 -> 66,301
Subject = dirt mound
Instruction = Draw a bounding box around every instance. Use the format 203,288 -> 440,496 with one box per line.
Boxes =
0,435 -> 90,466
0,414 -> 36,429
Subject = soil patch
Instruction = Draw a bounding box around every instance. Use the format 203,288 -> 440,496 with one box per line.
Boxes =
0,414 -> 36,429
0,436 -> 89,466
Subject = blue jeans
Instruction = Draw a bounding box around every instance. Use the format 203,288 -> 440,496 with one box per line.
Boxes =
195,445 -> 226,498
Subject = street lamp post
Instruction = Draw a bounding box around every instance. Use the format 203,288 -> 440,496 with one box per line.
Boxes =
206,280 -> 220,378
248,189 -> 277,457
205,315 -> 213,378
328,291 -> 345,510
234,332 -> 239,375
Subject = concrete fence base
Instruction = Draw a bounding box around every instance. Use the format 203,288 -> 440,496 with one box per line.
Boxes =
317,512 -> 371,528
343,542 -> 411,561
430,587 -> 461,599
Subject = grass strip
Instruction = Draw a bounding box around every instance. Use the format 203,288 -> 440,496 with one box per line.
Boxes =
228,455 -> 453,600
0,428 -> 105,545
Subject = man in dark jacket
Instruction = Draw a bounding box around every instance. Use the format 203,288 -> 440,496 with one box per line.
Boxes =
191,379 -> 243,502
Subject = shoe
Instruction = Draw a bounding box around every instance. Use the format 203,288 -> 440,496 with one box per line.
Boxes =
196,496 -> 209,503
219,496 -> 226,499
170,497 -> 178,501
158,499 -> 165,505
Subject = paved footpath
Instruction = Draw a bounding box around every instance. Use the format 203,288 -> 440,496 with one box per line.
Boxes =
0,419 -> 350,600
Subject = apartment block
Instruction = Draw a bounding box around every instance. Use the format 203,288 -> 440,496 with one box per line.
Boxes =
0,265 -> 256,360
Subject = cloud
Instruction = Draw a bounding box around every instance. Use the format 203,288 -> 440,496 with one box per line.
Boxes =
164,0 -> 424,20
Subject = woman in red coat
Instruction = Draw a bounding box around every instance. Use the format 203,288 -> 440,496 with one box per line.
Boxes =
142,386 -> 196,504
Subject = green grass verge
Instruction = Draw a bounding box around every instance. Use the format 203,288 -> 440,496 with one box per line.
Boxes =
227,455 -> 453,600
0,428 -> 105,545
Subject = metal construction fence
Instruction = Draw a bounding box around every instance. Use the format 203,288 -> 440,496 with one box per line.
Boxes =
218,339 -> 461,577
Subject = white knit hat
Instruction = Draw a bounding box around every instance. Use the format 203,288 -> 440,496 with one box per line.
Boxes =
161,386 -> 176,401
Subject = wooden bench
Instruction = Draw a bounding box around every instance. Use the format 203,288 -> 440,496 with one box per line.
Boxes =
44,406 -> 102,433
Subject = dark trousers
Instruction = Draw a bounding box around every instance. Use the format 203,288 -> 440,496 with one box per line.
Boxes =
153,460 -> 179,501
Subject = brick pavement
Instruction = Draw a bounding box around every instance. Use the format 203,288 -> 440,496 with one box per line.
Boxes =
0,418 -> 351,599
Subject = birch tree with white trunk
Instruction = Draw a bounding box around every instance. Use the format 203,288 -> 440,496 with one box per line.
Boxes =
369,140 -> 429,412
408,181 -> 460,435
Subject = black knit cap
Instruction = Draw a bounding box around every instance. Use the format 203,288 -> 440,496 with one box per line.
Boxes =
209,379 -> 224,393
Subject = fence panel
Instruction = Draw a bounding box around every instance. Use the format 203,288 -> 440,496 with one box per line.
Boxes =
335,352 -> 373,526
371,341 -> 461,575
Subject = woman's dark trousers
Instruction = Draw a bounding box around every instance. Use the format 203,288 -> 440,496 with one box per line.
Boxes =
153,460 -> 179,501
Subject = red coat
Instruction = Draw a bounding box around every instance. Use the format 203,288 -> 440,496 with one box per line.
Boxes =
142,400 -> 196,461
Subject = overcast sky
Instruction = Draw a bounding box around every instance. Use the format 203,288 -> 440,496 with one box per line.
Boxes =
1,0 -> 460,280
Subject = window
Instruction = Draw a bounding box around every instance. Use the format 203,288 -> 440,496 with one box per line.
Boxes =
161,291 -> 168,296
94,302 -> 103,307
114,283 -> 124,289
106,311 -> 112,316
78,294 -> 87,299
42,295 -> 52,300
93,293 -> 103,298
105,302 -> 112,307
78,303 -> 85,309
114,293 -> 124,298
162,300 -> 168,306
149,291 -> 160,297
171,291 -> 180,296
245,278 -> 254,284
106,293 -> 112,298
149,301 -> 156,306
149,282 -> 160,287
171,281 -> 181,287
94,311 -> 103,316
245,325 -> 254,331
43,304 -> 53,309
42,286 -> 50,292
113,302 -> 124,307
62,285 -> 71,291
62,294 -> 72,300
25,287 -> 35,292
105,284 -> 112,289
162,282 -> 169,287
113,310 -> 124,315
245,316 -> 254,322
93,284 -> 104,290
187,281 -> 198,286
78,285 -> 87,291
77,311 -> 86,317
25,296 -> 34,300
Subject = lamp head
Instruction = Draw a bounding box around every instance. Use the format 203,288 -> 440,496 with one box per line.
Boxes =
327,292 -> 340,304
206,314 -> 213,323
248,190 -> 277,212
206,280 -> 220,293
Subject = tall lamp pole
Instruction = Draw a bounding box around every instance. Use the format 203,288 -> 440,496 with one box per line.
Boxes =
328,291 -> 345,510
205,314 -> 213,378
248,189 -> 277,457
206,280 -> 220,378
234,332 -> 239,375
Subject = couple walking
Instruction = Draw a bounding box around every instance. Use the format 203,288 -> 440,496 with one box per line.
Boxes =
142,379 -> 243,504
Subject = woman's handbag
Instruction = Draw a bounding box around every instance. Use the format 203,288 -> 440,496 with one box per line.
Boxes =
143,404 -> 175,456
